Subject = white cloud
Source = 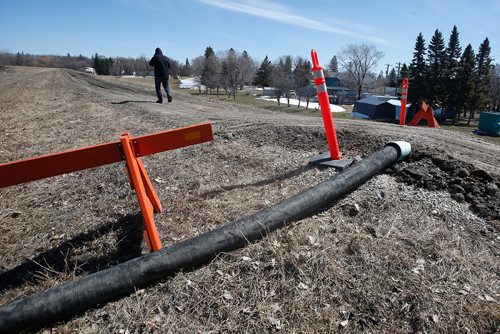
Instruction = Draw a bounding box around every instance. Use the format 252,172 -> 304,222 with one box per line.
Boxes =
198,0 -> 389,45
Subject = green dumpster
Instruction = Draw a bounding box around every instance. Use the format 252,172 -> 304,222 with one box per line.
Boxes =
477,112 -> 500,136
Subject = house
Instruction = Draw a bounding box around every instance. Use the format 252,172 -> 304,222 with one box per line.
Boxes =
353,96 -> 410,120
324,75 -> 356,104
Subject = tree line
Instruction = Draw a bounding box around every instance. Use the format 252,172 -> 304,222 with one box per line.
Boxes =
1,35 -> 498,118
408,26 -> 495,124
0,51 -> 185,77
186,46 -> 313,106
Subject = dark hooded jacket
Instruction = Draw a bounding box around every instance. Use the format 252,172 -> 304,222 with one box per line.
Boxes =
149,48 -> 171,79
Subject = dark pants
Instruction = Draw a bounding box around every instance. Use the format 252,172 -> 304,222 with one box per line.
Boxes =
155,76 -> 171,101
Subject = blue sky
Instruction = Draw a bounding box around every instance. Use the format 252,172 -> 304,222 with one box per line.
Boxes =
1,0 -> 498,73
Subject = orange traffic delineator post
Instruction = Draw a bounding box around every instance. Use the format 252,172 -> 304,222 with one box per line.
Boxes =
309,49 -> 353,169
0,123 -> 214,251
399,77 -> 409,125
408,101 -> 440,128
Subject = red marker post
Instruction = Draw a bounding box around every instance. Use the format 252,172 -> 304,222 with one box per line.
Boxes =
309,49 -> 352,169
400,77 -> 409,125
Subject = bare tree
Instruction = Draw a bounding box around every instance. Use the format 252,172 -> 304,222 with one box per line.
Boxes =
293,56 -> 312,108
270,55 -> 293,106
220,49 -> 256,99
297,84 -> 316,110
220,48 -> 238,98
338,44 -> 384,99
191,55 -> 205,93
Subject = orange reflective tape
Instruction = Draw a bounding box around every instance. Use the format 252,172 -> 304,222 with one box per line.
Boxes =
184,131 -> 201,141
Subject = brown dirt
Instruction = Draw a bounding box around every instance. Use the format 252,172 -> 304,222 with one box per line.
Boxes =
0,67 -> 499,333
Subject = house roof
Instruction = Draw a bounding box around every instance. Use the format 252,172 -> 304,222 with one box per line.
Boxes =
386,99 -> 412,108
356,97 -> 387,106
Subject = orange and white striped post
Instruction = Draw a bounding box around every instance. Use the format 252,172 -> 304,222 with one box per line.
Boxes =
311,49 -> 341,160
399,77 -> 409,125
309,49 -> 352,169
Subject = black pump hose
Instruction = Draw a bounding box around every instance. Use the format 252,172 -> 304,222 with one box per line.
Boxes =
0,142 -> 411,333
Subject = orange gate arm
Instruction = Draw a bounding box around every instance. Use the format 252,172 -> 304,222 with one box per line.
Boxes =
0,123 -> 213,187
0,123 -> 214,251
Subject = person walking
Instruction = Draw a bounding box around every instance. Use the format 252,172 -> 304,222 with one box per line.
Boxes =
149,47 -> 172,103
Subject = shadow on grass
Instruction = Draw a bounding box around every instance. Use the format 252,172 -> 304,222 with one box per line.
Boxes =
199,165 -> 313,198
0,214 -> 144,291
111,100 -> 154,104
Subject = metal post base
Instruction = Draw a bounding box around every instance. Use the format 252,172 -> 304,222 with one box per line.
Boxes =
309,152 -> 354,169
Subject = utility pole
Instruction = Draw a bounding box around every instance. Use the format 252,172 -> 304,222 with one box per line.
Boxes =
384,64 -> 392,96
395,62 -> 402,89
395,62 -> 402,76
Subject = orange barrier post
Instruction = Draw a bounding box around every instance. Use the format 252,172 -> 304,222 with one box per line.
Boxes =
408,101 -> 440,128
311,49 -> 341,159
400,77 -> 409,125
309,49 -> 352,169
121,132 -> 162,251
0,123 -> 214,251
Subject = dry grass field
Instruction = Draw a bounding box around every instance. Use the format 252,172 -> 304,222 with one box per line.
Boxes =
0,66 -> 498,333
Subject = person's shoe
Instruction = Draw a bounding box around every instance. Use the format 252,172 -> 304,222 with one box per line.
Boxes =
167,95 -> 173,103
156,99 -> 163,103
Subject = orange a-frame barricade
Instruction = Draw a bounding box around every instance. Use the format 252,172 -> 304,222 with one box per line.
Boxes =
0,123 -> 214,251
408,101 -> 440,128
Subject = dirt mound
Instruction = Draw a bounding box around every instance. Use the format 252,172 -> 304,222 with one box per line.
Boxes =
392,152 -> 499,224
0,67 -> 498,333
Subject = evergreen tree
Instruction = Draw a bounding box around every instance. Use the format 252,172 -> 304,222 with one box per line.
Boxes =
328,55 -> 338,72
426,29 -> 447,105
93,53 -> 102,74
253,55 -> 272,87
92,53 -> 113,75
180,58 -> 191,76
475,38 -> 492,111
400,63 -> 409,79
293,57 -> 311,88
106,57 -> 113,75
387,68 -> 397,87
204,46 -> 215,59
445,25 -> 462,113
15,52 -> 22,66
409,33 -> 427,106
456,44 -> 476,120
